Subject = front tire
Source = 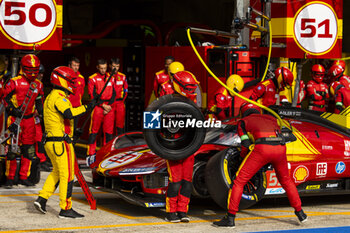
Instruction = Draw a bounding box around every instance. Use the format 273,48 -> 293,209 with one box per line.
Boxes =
205,148 -> 266,210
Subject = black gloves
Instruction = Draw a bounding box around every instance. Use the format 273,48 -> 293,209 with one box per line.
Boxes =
86,98 -> 99,112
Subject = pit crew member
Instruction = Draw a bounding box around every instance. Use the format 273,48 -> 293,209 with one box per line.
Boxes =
306,64 -> 329,111
153,56 -> 174,97
213,103 -> 307,227
330,81 -> 350,114
34,66 -> 98,219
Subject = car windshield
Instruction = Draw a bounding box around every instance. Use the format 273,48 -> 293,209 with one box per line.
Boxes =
204,124 -> 240,146
114,133 -> 146,150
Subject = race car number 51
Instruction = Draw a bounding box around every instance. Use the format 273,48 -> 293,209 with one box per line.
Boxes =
0,0 -> 57,45
293,2 -> 338,55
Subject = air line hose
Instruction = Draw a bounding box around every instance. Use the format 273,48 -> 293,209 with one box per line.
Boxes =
186,21 -> 287,128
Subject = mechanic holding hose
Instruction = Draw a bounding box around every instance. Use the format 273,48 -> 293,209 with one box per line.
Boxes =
213,103 -> 307,228
34,66 -> 99,219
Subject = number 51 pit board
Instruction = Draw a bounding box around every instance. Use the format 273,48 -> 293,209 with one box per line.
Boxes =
0,0 -> 62,51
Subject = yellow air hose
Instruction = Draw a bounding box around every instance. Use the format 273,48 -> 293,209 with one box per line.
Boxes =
186,21 -> 286,128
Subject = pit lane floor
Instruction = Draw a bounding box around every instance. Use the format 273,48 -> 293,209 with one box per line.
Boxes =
1,171 -> 350,233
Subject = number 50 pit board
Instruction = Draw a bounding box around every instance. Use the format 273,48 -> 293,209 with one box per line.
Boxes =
0,0 -> 62,50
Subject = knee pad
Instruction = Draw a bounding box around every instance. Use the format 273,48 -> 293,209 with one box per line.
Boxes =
167,181 -> 181,198
6,151 -> 17,160
88,133 -> 98,144
21,145 -> 36,160
180,180 -> 192,198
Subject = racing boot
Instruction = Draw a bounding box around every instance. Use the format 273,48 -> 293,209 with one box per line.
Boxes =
295,209 -> 308,223
34,196 -> 47,214
165,212 -> 180,223
19,179 -> 34,187
177,212 -> 190,222
212,213 -> 235,228
4,179 -> 13,189
59,208 -> 85,219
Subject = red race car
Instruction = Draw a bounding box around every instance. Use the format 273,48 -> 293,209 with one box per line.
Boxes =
89,103 -> 350,210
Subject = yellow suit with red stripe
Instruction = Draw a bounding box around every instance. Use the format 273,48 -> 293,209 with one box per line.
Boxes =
38,89 -> 87,210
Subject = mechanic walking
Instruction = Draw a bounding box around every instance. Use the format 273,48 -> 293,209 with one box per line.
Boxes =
34,66 -> 97,219
213,103 -> 307,228
164,70 -> 200,223
4,54 -> 44,188
110,58 -> 128,135
87,59 -> 115,158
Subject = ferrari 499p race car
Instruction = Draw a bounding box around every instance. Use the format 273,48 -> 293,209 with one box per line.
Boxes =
89,94 -> 350,210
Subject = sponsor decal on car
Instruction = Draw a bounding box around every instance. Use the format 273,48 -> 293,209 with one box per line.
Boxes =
100,150 -> 148,169
326,183 -> 339,188
306,185 -> 320,190
293,165 -> 309,183
265,188 -> 286,195
344,140 -> 350,151
119,167 -> 156,175
316,163 -> 327,176
241,194 -> 255,201
335,161 -> 346,174
322,145 -> 333,150
345,151 -> 350,157
145,202 -> 165,208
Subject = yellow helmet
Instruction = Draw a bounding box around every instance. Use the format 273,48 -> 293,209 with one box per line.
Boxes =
226,74 -> 244,95
168,61 -> 184,75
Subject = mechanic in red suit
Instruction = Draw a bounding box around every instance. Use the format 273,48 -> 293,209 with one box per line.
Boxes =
250,67 -> 294,107
207,74 -> 244,120
306,64 -> 329,112
110,58 -> 128,135
164,70 -> 200,223
280,80 -> 306,108
153,56 -> 175,98
4,54 -> 44,188
87,59 -> 116,157
328,64 -> 350,90
330,81 -> 350,114
213,103 -> 307,227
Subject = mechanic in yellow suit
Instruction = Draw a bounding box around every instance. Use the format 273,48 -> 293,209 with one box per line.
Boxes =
34,66 -> 97,219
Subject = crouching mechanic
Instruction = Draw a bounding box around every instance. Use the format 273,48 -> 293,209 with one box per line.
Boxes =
213,103 -> 307,228
165,70 -> 200,223
34,66 -> 98,219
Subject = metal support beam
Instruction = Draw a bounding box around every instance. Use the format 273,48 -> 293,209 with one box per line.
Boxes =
230,0 -> 250,47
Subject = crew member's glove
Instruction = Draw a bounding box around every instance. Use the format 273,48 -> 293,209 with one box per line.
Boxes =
86,98 -> 99,112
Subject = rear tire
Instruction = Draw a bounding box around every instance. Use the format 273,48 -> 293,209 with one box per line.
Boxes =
205,148 -> 266,210
143,94 -> 206,160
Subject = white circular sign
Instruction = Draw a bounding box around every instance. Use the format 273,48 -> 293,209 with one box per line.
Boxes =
293,2 -> 337,55
0,0 -> 56,44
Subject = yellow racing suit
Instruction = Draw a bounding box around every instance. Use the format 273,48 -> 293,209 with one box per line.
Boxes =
38,89 -> 87,210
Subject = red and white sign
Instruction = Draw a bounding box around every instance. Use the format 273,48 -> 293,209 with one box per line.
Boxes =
293,2 -> 338,56
316,162 -> 327,176
0,0 -> 62,50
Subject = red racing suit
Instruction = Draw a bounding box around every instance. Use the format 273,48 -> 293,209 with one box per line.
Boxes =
113,72 -> 128,135
306,80 -> 329,111
280,80 -> 306,108
207,87 -> 233,120
87,72 -> 115,156
68,72 -> 85,108
166,92 -> 197,214
250,79 -> 278,107
4,76 -> 44,181
334,86 -> 350,114
153,70 -> 174,97
227,114 -> 302,215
